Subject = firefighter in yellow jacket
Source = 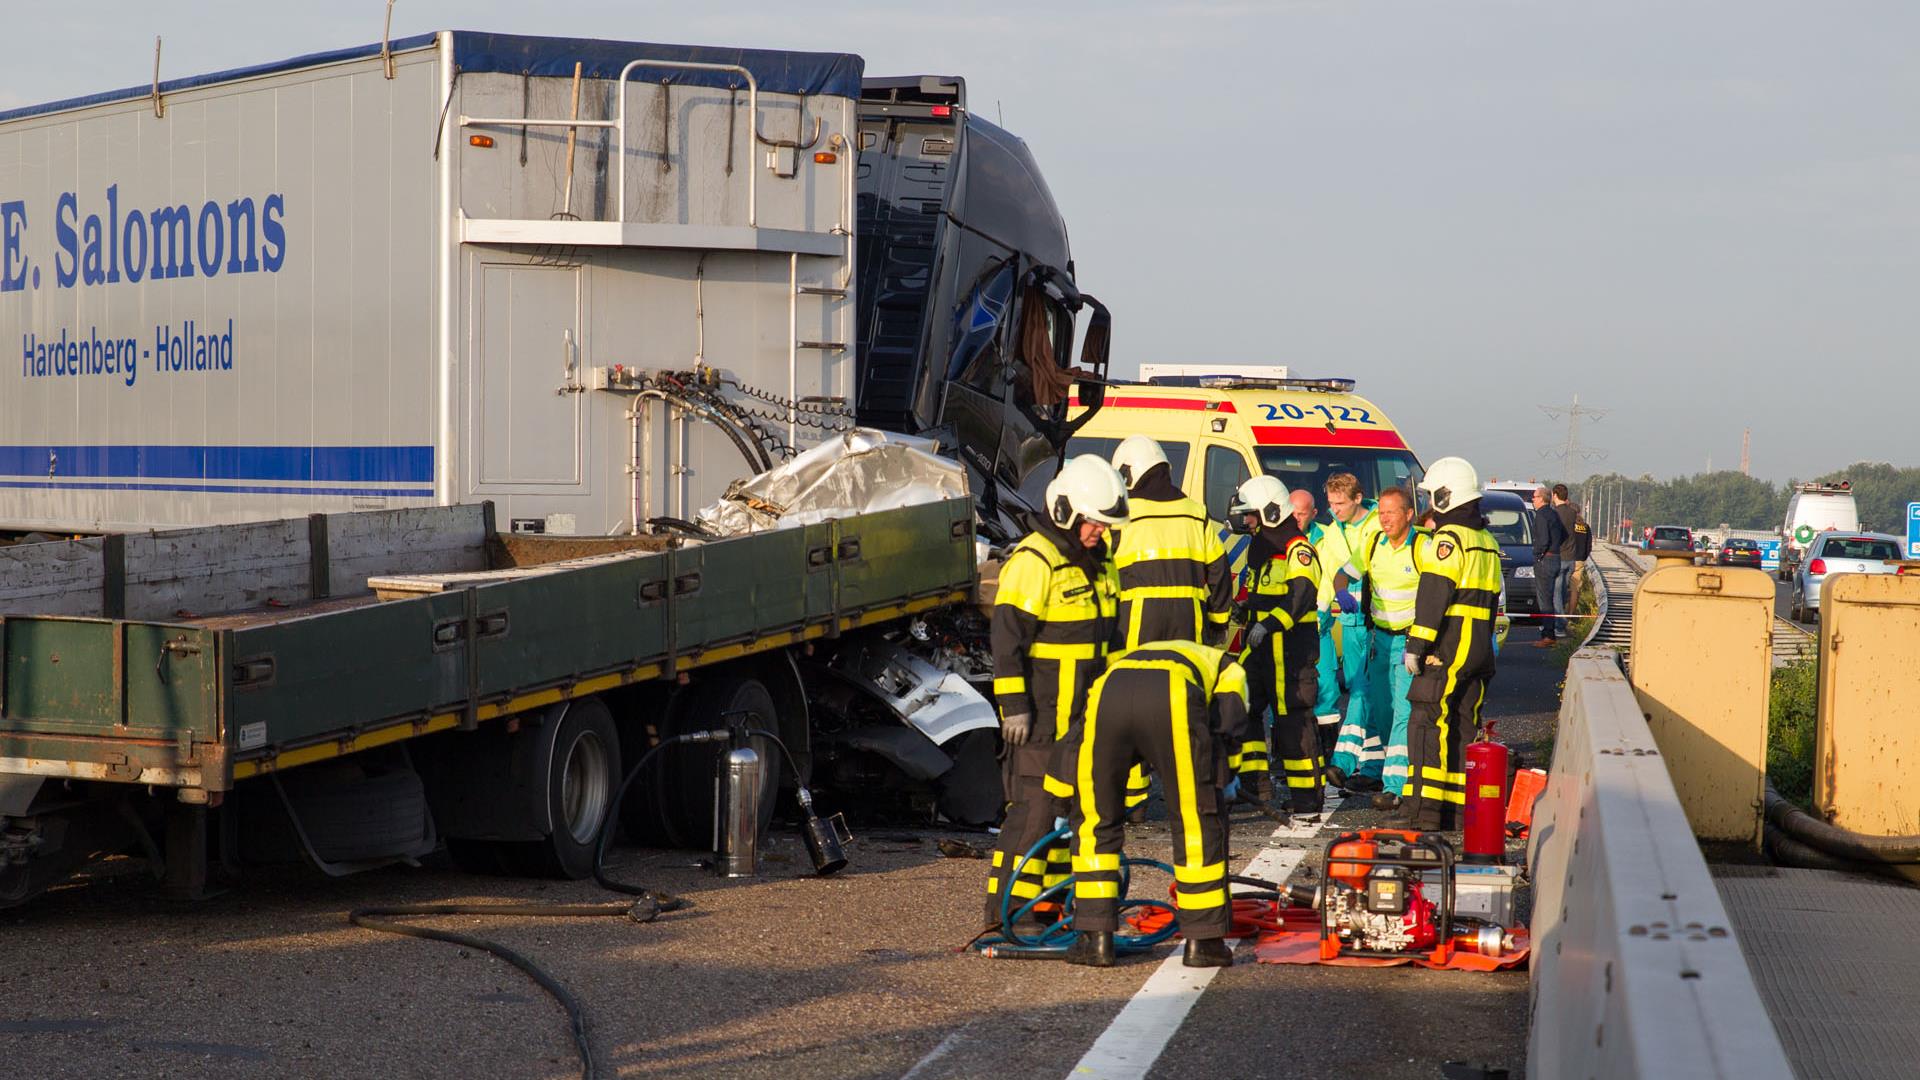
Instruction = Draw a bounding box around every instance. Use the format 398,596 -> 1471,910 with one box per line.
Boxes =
1107,436 -> 1233,814
1229,475 -> 1324,817
985,455 -> 1127,929
1399,457 -> 1503,830
1065,640 -> 1252,969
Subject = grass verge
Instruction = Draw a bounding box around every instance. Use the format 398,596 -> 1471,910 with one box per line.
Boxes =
1768,658 -> 1817,806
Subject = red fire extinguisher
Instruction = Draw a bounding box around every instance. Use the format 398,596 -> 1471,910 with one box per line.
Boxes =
1462,722 -> 1510,864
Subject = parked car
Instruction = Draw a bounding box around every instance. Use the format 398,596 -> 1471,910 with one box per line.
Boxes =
1645,525 -> 1693,552
1480,490 -> 1536,613
1790,531 -> 1905,623
1716,537 -> 1763,569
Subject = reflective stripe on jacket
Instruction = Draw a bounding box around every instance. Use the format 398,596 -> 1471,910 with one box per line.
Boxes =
1094,640 -> 1255,769
1112,494 -> 1232,648
1365,526 -> 1426,632
992,530 -> 1119,738
1404,524 -> 1502,664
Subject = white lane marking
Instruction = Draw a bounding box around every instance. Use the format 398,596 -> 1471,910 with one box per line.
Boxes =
901,1026 -> 969,1080
1065,814 -> 1327,1080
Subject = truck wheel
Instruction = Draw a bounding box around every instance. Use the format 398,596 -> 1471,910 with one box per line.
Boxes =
627,678 -> 780,850
496,698 -> 621,879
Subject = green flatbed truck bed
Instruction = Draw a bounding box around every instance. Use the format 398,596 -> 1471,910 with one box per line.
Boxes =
0,498 -> 976,904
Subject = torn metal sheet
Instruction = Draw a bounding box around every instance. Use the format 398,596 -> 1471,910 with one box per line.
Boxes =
829,639 -> 998,746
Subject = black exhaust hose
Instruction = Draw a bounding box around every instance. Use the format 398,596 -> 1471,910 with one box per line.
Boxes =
1764,784 -> 1920,863
1762,823 -> 1883,874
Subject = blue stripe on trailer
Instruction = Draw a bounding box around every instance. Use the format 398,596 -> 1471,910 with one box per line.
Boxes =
0,445 -> 434,485
0,480 -> 431,498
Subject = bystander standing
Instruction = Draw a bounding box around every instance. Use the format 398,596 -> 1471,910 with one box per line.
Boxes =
1551,484 -> 1581,638
1530,486 -> 1567,645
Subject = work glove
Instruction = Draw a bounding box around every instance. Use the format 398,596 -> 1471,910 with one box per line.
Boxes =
1001,709 -> 1033,747
1334,587 -> 1359,615
1222,776 -> 1242,803
1245,622 -> 1270,652
1403,653 -> 1423,676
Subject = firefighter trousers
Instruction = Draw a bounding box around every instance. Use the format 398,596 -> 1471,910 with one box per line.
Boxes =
1405,660 -> 1491,829
985,736 -> 1075,929
1247,630 -> 1323,814
1071,668 -> 1231,939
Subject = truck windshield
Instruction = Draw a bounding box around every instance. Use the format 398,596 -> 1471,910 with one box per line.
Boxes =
1254,448 -> 1422,521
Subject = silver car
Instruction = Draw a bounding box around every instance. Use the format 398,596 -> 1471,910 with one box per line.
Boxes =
1790,531 -> 1905,623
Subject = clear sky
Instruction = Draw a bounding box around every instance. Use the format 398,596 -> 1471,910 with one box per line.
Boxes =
6,1 -> 1914,485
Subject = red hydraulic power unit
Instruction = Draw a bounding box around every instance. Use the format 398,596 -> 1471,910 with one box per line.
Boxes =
1462,726 -> 1509,864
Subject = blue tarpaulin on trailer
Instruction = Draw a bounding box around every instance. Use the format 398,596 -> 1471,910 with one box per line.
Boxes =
0,30 -> 862,125
450,31 -> 863,99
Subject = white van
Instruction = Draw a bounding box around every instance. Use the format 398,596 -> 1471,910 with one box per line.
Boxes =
1779,481 -> 1861,580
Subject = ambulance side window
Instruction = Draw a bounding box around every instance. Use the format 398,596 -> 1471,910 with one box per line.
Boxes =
1204,445 -> 1251,521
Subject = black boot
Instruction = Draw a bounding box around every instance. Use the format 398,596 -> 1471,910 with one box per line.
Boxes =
1371,792 -> 1403,812
1183,936 -> 1234,968
1323,764 -> 1349,790
1065,930 -> 1115,967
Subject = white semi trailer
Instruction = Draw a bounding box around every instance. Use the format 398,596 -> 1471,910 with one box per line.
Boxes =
0,31 -> 861,535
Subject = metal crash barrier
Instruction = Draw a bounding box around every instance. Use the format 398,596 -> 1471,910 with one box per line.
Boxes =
1527,651 -> 1792,1079
1816,573 -> 1920,834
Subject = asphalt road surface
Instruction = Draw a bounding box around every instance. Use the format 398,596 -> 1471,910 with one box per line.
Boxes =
0,643 -> 1564,1080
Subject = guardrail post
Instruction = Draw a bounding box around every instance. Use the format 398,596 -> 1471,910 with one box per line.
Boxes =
1629,564 -> 1774,846
1815,573 -> 1920,833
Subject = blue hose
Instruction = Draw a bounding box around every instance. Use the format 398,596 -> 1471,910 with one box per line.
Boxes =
971,825 -> 1180,959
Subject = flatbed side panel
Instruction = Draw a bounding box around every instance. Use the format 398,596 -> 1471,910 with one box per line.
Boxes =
671,528 -> 815,655
803,519 -> 838,624
837,498 -> 975,611
225,591 -> 468,750
469,549 -> 669,699
0,618 -> 218,742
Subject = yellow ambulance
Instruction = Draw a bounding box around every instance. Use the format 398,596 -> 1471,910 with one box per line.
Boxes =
1067,365 -> 1424,530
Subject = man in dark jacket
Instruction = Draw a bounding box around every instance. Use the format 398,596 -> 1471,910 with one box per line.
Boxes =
1551,484 -> 1581,638
1530,486 -> 1567,645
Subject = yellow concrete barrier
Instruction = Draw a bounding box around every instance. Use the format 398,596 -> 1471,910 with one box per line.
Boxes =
1630,565 -> 1774,845
1815,573 -> 1920,834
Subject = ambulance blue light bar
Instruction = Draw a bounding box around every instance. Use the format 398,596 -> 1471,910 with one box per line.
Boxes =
1145,375 -> 1358,394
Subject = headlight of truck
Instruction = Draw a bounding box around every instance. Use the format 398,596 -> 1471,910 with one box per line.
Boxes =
1515,566 -> 1534,578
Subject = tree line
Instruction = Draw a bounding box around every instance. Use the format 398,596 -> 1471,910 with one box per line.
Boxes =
1572,462 -> 1920,535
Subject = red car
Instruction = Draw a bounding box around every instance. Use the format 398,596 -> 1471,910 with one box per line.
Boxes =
1716,538 -> 1763,568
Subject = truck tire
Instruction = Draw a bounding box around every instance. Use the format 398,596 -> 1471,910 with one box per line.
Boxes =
626,678 -> 780,850
495,698 -> 621,879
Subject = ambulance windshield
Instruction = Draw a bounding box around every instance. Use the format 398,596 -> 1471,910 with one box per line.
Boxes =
1254,448 -> 1423,523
